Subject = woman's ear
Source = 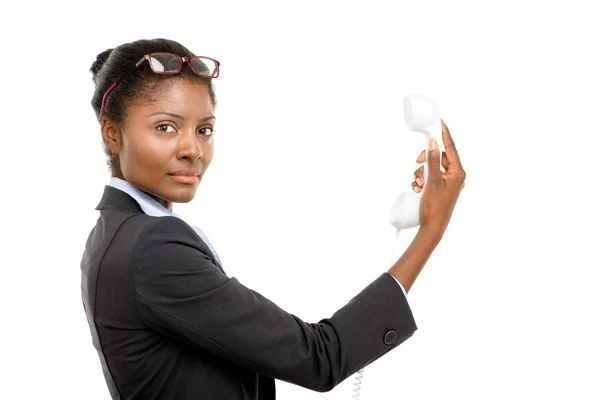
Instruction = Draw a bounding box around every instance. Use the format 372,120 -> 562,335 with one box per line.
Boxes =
101,118 -> 123,154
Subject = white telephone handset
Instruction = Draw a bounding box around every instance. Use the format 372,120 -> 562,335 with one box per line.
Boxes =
352,93 -> 444,399
388,93 -> 445,231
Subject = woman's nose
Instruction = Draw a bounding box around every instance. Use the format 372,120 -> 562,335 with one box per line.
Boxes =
177,129 -> 203,161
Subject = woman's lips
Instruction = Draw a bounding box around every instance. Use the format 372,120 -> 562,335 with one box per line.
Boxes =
169,169 -> 202,184
169,174 -> 200,184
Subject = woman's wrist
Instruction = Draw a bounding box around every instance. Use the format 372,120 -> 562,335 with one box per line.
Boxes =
387,226 -> 443,293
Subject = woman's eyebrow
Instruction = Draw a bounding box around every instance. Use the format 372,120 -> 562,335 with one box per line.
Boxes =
148,112 -> 216,122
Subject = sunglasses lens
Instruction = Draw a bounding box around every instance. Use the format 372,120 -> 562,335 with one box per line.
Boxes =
149,54 -> 181,73
190,57 -> 218,77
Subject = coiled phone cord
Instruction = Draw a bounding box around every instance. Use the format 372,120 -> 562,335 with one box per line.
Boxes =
352,368 -> 364,399
351,228 -> 402,399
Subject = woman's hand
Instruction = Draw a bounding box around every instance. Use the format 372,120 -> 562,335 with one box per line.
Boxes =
411,120 -> 466,234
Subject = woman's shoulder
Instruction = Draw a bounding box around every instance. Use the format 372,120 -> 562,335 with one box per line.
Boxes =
117,213 -> 195,244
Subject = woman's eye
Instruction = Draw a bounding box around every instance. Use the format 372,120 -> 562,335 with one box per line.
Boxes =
157,124 -> 177,133
199,127 -> 214,136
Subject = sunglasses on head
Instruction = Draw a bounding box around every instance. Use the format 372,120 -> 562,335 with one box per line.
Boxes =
99,52 -> 220,120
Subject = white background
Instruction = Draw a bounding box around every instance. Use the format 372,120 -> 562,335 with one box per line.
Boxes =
1,0 -> 599,399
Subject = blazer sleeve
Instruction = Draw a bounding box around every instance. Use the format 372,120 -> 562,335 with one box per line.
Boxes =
132,216 -> 417,392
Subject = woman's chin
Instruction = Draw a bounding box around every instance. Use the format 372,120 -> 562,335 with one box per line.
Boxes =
168,189 -> 197,204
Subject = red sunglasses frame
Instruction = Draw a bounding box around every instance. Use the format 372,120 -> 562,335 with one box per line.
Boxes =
99,52 -> 220,120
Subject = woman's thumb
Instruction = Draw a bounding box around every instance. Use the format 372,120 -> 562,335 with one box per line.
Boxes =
426,138 -> 442,181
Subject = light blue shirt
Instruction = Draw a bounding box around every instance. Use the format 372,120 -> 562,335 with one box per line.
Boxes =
107,177 -> 406,297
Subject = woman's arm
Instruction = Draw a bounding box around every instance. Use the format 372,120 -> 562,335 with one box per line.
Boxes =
132,216 -> 417,392
388,226 -> 442,293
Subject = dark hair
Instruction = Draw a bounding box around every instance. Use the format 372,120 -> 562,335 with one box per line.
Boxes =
90,38 -> 218,173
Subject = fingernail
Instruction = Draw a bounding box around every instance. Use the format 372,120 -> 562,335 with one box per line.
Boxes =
429,138 -> 437,150
416,177 -> 422,185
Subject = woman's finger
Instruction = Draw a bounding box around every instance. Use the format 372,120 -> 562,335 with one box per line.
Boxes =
413,165 -> 424,186
412,181 -> 421,193
417,150 -> 449,172
417,149 -> 449,170
440,119 -> 463,170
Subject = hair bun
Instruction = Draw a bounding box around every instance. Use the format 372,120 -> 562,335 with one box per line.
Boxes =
90,48 -> 114,84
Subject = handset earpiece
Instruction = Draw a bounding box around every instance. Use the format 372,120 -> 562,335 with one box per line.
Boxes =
388,93 -> 444,230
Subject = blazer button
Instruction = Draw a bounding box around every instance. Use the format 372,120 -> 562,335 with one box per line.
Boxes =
384,330 -> 397,345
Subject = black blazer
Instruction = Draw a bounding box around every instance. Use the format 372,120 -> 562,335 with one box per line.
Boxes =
80,185 -> 418,399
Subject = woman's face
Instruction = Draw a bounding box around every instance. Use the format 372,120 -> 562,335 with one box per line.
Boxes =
105,78 -> 215,210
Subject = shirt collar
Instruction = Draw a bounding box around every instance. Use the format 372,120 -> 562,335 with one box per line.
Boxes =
108,177 -> 181,218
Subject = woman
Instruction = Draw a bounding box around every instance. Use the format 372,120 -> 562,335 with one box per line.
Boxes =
81,38 -> 466,400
